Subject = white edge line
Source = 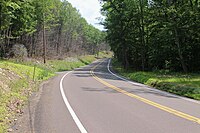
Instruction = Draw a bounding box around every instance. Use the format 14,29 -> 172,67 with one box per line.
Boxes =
60,71 -> 88,133
107,59 -> 200,105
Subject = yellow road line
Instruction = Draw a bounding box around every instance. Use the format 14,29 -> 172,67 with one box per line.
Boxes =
90,60 -> 200,125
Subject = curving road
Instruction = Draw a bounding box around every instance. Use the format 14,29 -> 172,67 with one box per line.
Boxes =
32,59 -> 200,133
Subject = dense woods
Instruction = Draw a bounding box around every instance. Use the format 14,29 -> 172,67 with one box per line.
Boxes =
101,0 -> 200,72
0,0 -> 107,63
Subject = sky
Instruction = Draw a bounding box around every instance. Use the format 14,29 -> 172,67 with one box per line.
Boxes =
67,0 -> 105,30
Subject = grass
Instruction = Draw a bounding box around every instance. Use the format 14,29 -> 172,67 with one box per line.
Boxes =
0,61 -> 54,80
112,59 -> 200,100
47,55 -> 96,72
97,51 -> 113,59
0,54 -> 103,132
0,60 -> 54,132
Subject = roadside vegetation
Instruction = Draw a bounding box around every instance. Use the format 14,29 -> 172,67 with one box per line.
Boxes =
112,59 -> 200,100
0,59 -> 52,132
0,0 -> 110,132
102,1 -> 200,101
101,0 -> 200,73
0,0 -> 109,64
0,52 -> 112,133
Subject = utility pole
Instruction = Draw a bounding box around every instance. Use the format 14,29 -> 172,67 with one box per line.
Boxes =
42,0 -> 46,64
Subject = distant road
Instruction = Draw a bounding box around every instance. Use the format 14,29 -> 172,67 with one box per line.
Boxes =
33,59 -> 200,133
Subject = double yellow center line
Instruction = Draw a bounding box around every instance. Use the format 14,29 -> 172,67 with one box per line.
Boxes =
90,60 -> 200,125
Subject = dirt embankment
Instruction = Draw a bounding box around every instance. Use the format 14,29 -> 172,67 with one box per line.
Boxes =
0,68 -> 26,132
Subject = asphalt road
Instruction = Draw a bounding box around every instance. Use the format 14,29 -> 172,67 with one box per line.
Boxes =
33,59 -> 200,133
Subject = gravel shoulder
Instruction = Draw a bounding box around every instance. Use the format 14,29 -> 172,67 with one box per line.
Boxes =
11,77 -> 54,133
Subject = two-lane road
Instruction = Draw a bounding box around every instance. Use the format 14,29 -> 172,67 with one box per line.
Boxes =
32,59 -> 200,133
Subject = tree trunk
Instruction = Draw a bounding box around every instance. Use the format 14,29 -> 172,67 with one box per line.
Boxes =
174,27 -> 188,73
5,27 -> 11,56
139,0 -> 146,71
122,44 -> 129,70
0,4 -> 1,29
43,18 -> 46,64
124,50 -> 129,70
2,30 -> 6,56
195,0 -> 198,5
57,25 -> 62,56
189,0 -> 193,8
30,35 -> 33,57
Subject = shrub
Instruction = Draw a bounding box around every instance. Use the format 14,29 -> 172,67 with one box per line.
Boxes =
11,44 -> 28,61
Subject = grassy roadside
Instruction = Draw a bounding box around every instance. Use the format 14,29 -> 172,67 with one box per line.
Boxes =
0,54 -> 99,132
112,59 -> 200,100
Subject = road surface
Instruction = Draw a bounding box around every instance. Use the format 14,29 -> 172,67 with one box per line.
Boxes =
25,59 -> 200,132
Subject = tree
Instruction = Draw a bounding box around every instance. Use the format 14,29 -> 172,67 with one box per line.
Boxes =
0,0 -> 106,60
101,0 -> 200,72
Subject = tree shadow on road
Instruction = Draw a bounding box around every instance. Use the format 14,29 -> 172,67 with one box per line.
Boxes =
82,86 -> 179,99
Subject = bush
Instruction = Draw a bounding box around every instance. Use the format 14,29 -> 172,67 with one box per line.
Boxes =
11,44 -> 28,61
112,59 -> 200,100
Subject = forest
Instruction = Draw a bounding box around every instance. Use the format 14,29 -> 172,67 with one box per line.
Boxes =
101,0 -> 200,72
0,0 -> 107,63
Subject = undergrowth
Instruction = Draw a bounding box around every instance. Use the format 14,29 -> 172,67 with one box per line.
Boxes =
0,54 -> 102,132
112,58 -> 200,100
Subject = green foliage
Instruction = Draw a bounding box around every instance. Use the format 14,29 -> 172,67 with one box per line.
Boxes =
0,60 -> 54,132
78,55 -> 96,65
48,55 -> 96,71
0,54 -> 99,131
101,0 -> 200,72
10,78 -> 28,93
98,51 -> 113,58
48,60 -> 84,72
0,61 -> 54,80
0,0 -> 36,36
112,59 -> 200,100
0,0 -> 106,58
